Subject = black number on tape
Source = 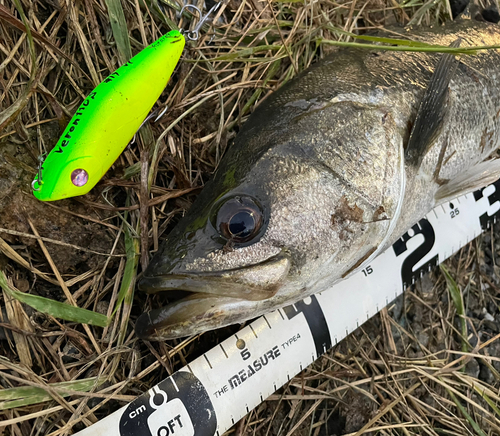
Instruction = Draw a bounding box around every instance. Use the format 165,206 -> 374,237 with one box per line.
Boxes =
240,348 -> 251,360
393,218 -> 438,287
473,179 -> 500,230
362,265 -> 373,276
119,372 -> 217,436
283,295 -> 332,358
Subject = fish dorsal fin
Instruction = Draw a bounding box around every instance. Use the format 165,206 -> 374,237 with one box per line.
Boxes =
435,160 -> 500,202
405,39 -> 461,168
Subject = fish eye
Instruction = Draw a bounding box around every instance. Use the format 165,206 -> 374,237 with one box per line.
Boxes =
215,196 -> 264,243
71,169 -> 88,187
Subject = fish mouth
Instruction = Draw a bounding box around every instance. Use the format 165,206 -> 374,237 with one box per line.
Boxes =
135,294 -> 266,340
135,253 -> 291,340
138,252 -> 291,301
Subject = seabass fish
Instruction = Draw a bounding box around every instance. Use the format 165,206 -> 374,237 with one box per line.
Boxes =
136,19 -> 500,340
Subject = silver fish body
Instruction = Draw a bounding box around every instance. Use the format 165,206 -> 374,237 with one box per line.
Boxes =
136,20 -> 500,340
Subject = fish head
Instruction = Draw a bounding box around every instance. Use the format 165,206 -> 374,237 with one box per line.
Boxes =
137,97 -> 403,339
33,154 -> 100,201
138,167 -> 291,302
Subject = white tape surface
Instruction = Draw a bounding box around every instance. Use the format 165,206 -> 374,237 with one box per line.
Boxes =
73,180 -> 500,436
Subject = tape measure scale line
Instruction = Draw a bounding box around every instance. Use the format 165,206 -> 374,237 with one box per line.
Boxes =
72,179 -> 500,436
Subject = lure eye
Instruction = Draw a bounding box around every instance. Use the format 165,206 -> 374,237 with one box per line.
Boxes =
71,169 -> 89,187
215,196 -> 264,243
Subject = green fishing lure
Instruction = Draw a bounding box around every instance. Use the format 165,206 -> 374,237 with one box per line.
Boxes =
32,30 -> 185,201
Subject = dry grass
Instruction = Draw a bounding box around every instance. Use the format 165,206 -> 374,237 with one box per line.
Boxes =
0,0 -> 499,435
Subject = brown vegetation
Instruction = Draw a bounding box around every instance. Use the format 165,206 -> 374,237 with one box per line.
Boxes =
0,0 -> 499,434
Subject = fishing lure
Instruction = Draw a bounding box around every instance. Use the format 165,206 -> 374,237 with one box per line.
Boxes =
32,3 -> 221,201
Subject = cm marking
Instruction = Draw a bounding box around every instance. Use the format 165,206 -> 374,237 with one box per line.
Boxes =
128,405 -> 146,419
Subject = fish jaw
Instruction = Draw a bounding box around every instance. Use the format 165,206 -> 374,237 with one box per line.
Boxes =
138,252 -> 291,301
135,294 -> 265,340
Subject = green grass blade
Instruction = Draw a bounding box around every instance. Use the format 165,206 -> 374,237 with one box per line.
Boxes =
0,271 -> 108,327
227,59 -> 282,131
472,385 -> 500,418
112,221 -> 139,318
324,25 -> 433,47
407,0 -> 441,26
212,45 -> 282,61
440,265 -> 468,353
0,377 -> 101,411
11,0 -> 36,68
116,220 -> 139,349
213,37 -> 500,63
317,38 -> 500,54
146,0 -> 179,29
242,58 -> 281,113
104,0 -> 133,63
440,265 -> 464,314
446,387 -> 488,436
123,162 -> 142,179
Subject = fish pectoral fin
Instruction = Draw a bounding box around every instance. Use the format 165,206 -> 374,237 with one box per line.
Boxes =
435,159 -> 500,202
405,39 -> 461,168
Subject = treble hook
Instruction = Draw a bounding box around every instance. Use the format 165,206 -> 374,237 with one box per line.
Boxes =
130,106 -> 169,145
180,2 -> 222,41
31,154 -> 45,191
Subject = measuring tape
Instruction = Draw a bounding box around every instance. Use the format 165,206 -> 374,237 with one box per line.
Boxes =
73,179 -> 500,436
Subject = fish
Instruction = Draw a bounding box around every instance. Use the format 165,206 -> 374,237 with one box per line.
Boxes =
32,30 -> 185,201
135,18 -> 500,340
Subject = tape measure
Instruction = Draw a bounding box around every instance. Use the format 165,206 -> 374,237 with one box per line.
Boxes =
73,178 -> 500,436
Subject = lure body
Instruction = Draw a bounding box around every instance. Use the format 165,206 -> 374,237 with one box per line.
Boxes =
33,30 -> 185,201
